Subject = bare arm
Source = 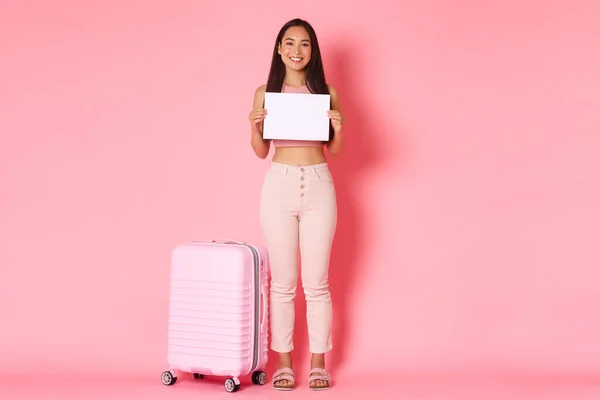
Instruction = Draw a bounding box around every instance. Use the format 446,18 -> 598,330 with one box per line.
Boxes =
326,85 -> 345,157
249,85 -> 271,159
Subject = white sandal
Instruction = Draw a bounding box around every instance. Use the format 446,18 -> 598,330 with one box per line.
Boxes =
308,367 -> 331,391
272,367 -> 295,391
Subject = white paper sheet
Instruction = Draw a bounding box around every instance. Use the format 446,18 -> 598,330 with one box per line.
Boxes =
262,92 -> 331,141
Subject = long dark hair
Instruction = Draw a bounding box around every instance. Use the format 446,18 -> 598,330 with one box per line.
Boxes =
266,18 -> 334,141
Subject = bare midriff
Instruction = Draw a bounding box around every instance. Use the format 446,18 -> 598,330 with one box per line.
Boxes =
271,145 -> 327,166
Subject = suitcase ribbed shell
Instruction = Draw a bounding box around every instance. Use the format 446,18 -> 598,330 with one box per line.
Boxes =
165,241 -> 269,381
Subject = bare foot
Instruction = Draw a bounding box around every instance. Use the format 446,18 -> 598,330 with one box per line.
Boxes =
273,352 -> 294,390
309,353 -> 331,390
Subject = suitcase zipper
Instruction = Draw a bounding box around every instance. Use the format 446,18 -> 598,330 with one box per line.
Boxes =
239,243 -> 261,373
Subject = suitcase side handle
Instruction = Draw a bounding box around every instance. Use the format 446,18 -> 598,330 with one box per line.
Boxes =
260,282 -> 268,334
210,239 -> 246,245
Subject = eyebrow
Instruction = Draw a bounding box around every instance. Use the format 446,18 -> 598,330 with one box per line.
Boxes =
284,37 -> 311,42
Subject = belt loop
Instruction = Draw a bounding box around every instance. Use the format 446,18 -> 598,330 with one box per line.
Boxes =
284,166 -> 288,175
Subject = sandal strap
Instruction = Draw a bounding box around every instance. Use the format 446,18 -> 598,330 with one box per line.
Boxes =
308,368 -> 331,383
273,367 -> 295,383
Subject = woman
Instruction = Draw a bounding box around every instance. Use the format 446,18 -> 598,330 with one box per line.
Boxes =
248,18 -> 345,391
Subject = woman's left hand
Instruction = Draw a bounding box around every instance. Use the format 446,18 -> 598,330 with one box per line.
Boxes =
327,110 -> 345,134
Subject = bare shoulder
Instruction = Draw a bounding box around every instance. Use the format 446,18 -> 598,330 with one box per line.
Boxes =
253,84 -> 267,108
255,84 -> 267,94
327,84 -> 339,97
327,84 -> 341,109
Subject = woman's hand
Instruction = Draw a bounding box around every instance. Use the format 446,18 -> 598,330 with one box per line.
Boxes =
327,109 -> 345,134
249,108 -> 268,134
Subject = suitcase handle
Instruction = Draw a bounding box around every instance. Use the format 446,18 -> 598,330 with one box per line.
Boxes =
210,239 -> 246,245
260,283 -> 268,334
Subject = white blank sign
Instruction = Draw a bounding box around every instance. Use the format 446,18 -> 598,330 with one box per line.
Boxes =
263,92 -> 331,141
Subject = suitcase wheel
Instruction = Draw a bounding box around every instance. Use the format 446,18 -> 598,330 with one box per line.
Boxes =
161,370 -> 177,386
225,378 -> 240,393
225,378 -> 241,393
252,371 -> 267,386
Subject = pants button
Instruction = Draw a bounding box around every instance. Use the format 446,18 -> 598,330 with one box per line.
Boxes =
301,185 -> 305,189
301,193 -> 305,197
300,167 -> 305,172
301,176 -> 305,181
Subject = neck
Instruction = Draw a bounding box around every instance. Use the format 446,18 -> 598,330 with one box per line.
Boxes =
283,69 -> 307,87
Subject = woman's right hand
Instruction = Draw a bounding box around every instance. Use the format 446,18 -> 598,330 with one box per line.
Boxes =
248,108 -> 267,134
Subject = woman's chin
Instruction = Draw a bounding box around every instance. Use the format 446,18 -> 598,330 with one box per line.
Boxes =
286,63 -> 308,71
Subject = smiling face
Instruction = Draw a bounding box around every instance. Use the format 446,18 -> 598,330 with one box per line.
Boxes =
277,26 -> 312,72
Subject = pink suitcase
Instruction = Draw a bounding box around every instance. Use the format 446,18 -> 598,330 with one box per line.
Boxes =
160,239 -> 269,393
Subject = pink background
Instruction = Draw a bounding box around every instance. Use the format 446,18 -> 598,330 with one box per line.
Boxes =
1,0 -> 599,398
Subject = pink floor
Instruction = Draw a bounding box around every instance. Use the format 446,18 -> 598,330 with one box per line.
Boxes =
2,372 -> 599,400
